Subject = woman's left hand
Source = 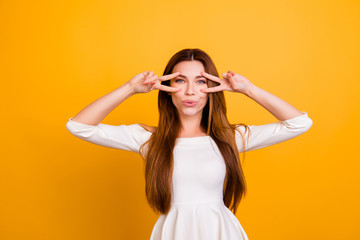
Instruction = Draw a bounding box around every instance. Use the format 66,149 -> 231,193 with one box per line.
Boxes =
200,71 -> 254,94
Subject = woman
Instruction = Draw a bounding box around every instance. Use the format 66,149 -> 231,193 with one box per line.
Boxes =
66,48 -> 313,239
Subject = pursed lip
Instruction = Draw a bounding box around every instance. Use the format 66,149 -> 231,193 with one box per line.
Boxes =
182,100 -> 198,104
182,100 -> 198,106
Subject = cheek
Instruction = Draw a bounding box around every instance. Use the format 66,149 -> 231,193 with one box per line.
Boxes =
173,87 -> 186,96
200,95 -> 208,107
200,92 -> 208,99
198,84 -> 208,93
171,92 -> 182,104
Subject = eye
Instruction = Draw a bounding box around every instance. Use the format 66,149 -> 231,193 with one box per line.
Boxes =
197,79 -> 207,84
174,79 -> 184,83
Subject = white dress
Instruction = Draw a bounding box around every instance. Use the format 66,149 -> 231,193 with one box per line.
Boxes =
66,112 -> 313,240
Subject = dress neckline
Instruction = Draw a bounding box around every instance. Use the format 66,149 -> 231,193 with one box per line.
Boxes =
175,135 -> 212,144
136,124 -> 212,143
176,135 -> 210,139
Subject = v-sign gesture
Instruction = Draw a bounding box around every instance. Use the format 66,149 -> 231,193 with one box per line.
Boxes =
200,71 -> 254,95
129,71 -> 181,94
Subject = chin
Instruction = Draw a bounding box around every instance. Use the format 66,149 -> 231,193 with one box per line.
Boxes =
180,109 -> 202,117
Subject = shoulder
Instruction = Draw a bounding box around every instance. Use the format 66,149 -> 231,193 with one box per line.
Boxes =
234,123 -> 251,135
138,124 -> 157,133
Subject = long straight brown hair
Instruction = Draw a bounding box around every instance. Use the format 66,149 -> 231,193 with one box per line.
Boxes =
139,48 -> 250,215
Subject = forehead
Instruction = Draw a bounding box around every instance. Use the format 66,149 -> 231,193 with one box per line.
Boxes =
172,60 -> 205,74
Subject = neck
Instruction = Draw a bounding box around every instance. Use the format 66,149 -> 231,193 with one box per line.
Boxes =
178,113 -> 206,137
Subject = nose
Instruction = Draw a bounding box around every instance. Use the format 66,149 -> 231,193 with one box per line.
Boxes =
184,82 -> 195,95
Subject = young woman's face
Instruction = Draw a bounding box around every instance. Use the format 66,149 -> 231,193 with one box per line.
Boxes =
170,60 -> 209,119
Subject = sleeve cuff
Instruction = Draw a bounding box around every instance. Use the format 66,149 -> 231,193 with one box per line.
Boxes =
67,118 -> 98,128
281,111 -> 313,130
281,111 -> 308,123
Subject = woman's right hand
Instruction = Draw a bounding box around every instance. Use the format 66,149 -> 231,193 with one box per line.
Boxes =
128,71 -> 181,94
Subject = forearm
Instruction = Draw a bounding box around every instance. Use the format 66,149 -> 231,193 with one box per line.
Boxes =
71,82 -> 135,125
245,84 -> 304,121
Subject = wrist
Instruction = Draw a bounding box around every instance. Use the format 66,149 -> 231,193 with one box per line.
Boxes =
124,81 -> 137,95
243,83 -> 258,97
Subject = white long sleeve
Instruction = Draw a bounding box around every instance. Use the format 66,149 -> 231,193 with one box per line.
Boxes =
235,111 -> 313,153
66,111 -> 313,154
65,119 -> 152,154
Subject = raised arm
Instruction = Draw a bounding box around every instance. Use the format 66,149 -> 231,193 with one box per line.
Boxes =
70,71 -> 180,125
201,70 -> 306,121
66,71 -> 181,152
200,70 -> 313,152
241,82 -> 304,121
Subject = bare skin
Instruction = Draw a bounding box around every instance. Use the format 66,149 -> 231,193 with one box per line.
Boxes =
169,61 -> 209,137
200,70 -> 304,121
140,65 -> 305,134
71,63 -> 304,134
70,71 -> 180,126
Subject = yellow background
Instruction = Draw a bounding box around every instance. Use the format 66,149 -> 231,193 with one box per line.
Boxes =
1,0 -> 359,239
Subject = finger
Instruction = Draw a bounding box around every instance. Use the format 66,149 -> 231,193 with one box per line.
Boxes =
222,73 -> 229,79
201,72 -> 221,83
200,86 -> 224,93
146,74 -> 158,84
144,72 -> 154,83
145,71 -> 154,78
157,85 -> 181,93
223,72 -> 235,86
228,70 -> 235,76
227,73 -> 237,86
158,72 -> 181,81
149,84 -> 155,91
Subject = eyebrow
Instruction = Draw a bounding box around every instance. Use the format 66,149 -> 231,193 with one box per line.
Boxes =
176,74 -> 206,79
